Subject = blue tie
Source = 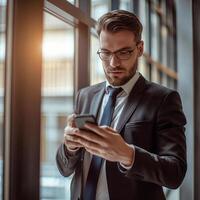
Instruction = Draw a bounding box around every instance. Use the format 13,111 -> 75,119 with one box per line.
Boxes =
82,87 -> 122,200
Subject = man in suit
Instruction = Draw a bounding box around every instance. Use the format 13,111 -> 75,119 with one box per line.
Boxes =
56,10 -> 187,200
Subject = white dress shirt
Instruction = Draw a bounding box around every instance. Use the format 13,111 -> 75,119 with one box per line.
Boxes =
83,72 -> 140,200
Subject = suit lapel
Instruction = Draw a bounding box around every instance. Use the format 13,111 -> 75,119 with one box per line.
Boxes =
116,75 -> 147,133
89,83 -> 106,118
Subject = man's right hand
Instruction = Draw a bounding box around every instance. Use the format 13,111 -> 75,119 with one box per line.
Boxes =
64,114 -> 83,151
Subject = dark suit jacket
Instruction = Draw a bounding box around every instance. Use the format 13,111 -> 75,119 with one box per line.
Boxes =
56,75 -> 187,200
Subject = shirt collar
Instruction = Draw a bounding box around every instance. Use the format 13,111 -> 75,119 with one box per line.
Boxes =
105,71 -> 140,95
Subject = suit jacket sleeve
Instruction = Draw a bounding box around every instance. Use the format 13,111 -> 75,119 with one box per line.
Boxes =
119,91 -> 187,189
56,144 -> 82,177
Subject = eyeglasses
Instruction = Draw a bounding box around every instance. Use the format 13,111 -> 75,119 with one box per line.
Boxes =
97,46 -> 138,61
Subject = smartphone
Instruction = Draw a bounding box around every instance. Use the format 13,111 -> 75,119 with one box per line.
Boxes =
74,114 -> 97,129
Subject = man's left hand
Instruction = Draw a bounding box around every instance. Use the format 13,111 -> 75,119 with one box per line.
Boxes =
67,123 -> 134,167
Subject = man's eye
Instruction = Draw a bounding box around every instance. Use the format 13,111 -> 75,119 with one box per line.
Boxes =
101,52 -> 111,56
118,51 -> 129,55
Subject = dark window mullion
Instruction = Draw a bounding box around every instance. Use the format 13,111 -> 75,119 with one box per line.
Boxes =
75,0 -> 91,93
111,0 -> 119,10
4,1 -> 43,200
147,0 -> 152,80
133,0 -> 139,15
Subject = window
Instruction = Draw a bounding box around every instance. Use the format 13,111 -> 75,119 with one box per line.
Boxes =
119,0 -> 133,11
138,0 -> 177,90
41,12 -> 75,200
0,0 -> 6,199
151,11 -> 159,61
66,0 -> 75,5
139,0 -> 150,54
138,0 -> 151,80
161,24 -> 168,66
91,0 -> 111,20
90,29 -> 105,85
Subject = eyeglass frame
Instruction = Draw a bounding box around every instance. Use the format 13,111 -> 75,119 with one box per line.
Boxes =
97,42 -> 140,61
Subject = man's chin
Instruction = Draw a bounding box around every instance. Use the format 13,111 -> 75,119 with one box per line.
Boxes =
107,76 -> 131,86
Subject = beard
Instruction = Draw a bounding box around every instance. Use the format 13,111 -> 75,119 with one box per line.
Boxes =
103,62 -> 137,86
105,71 -> 135,86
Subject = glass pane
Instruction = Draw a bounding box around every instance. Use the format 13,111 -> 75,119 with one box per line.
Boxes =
151,64 -> 159,84
41,12 -> 75,200
91,0 -> 111,20
139,0 -> 149,53
151,11 -> 159,61
119,0 -> 133,11
161,25 -> 168,66
138,57 -> 149,80
90,30 -> 105,85
167,34 -> 174,69
162,73 -> 168,87
66,0 -> 75,5
0,0 -> 6,199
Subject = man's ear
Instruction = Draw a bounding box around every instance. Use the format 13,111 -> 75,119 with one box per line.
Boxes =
137,40 -> 144,57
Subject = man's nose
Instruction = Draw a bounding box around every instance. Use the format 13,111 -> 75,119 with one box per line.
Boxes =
109,54 -> 120,68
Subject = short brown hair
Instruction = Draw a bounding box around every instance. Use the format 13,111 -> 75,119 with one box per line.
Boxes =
96,10 -> 143,42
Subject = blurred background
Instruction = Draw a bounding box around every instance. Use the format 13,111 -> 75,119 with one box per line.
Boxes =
0,0 -> 197,200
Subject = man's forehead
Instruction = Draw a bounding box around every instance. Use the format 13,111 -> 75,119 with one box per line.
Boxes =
99,30 -> 136,40
99,30 -> 136,50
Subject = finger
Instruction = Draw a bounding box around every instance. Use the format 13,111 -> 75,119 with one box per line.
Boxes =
64,140 -> 83,148
68,132 -> 106,152
64,126 -> 73,134
101,125 -> 116,133
72,129 -> 104,144
85,123 -> 118,137
64,133 -> 80,142
66,130 -> 111,152
65,133 -> 96,149
84,123 -> 108,137
64,127 -> 79,136
67,113 -> 77,127
65,134 -> 85,149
